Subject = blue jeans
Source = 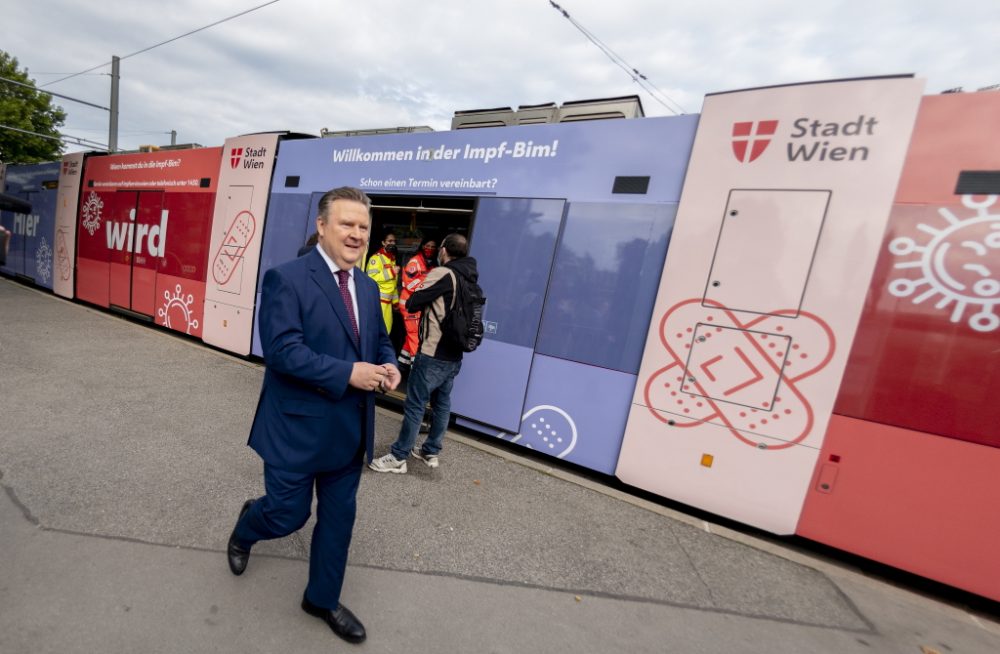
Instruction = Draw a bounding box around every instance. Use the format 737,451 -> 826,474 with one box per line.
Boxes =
391,354 -> 462,460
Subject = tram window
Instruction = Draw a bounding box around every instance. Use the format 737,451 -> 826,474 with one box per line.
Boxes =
467,198 -> 564,348
536,202 -> 676,373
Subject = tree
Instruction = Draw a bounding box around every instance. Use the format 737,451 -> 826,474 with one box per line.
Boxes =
0,50 -> 67,164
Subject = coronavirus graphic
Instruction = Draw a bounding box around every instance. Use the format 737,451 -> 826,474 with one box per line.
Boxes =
157,284 -> 200,334
511,405 -> 579,458
81,192 -> 104,236
495,405 -> 580,459
35,237 -> 52,284
887,195 -> 1000,332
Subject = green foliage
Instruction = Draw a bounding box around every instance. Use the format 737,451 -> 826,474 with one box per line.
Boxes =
0,50 -> 67,164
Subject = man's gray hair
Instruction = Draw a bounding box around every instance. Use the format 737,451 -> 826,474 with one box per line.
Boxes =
317,187 -> 372,222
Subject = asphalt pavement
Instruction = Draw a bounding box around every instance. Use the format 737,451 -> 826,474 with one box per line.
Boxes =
1,276 -> 998,653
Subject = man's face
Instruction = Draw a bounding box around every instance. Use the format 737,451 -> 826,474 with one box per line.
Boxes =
316,199 -> 371,270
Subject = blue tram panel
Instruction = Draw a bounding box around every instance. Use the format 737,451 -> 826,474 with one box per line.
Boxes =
0,162 -> 60,289
258,116 -> 699,475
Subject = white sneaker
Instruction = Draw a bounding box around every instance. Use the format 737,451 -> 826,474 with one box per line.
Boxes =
369,453 -> 407,474
411,448 -> 439,469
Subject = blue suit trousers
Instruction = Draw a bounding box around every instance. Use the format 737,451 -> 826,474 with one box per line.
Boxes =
234,454 -> 363,609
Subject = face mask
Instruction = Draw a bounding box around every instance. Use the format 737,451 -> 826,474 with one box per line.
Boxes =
385,244 -> 397,255
422,246 -> 436,259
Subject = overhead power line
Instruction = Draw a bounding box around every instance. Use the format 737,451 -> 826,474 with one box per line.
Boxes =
31,72 -> 109,77
0,124 -> 108,151
548,1 -> 686,115
41,0 -> 284,88
0,75 -> 109,111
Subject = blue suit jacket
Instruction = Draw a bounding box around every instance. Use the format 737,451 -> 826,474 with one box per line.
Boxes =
248,248 -> 395,472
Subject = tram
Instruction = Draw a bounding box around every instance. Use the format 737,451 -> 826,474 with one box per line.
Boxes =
1,76 -> 997,602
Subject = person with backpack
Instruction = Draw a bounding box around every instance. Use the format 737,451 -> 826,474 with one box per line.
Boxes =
369,233 -> 483,473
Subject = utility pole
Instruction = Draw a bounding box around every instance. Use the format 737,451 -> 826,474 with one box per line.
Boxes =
108,55 -> 120,152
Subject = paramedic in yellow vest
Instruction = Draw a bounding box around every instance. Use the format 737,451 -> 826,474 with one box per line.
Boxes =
398,238 -> 437,367
366,231 -> 400,333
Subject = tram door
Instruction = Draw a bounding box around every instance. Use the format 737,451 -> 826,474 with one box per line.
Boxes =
108,190 -> 163,317
2,190 -> 36,277
450,197 -> 565,432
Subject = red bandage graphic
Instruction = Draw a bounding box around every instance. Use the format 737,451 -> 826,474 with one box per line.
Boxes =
56,229 -> 71,281
211,210 -> 256,286
644,299 -> 835,449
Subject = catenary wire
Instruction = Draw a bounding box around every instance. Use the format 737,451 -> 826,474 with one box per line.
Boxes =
41,0 -> 283,88
548,1 -> 686,115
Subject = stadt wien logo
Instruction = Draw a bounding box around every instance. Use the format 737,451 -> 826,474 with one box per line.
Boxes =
732,120 -> 779,163
230,147 -> 243,169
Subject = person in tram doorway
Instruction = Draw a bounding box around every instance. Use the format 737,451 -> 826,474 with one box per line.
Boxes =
397,237 -> 437,369
369,233 -> 478,473
227,186 -> 400,645
365,230 -> 400,334
399,237 -> 438,433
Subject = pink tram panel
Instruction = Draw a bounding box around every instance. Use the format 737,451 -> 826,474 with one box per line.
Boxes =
799,91 -> 1000,602
202,133 -> 283,356
52,152 -> 86,299
617,76 -> 923,534
75,148 -> 221,337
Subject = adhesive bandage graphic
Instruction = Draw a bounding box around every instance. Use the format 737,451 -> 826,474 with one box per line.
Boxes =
211,209 -> 257,286
56,229 -> 71,281
643,299 -> 835,449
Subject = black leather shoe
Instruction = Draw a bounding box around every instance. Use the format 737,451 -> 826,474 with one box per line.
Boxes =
301,594 -> 366,644
227,499 -> 254,576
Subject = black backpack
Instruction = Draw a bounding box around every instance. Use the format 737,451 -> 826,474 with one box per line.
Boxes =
442,269 -> 486,352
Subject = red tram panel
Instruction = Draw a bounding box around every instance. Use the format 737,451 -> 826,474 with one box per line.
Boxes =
799,92 -> 1000,602
75,148 -> 221,337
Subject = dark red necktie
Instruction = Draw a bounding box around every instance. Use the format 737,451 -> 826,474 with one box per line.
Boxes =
335,269 -> 360,343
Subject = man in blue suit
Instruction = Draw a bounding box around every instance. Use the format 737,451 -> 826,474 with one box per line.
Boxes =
227,187 -> 400,644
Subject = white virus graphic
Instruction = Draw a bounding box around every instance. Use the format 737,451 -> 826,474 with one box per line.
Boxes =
157,284 -> 200,334
81,192 -> 104,236
35,237 -> 52,284
887,195 -> 1000,332
506,405 -> 579,459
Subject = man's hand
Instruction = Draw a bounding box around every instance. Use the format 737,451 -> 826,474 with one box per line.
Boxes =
379,364 -> 401,391
349,362 -> 389,392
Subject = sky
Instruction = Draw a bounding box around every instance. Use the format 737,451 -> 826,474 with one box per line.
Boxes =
3,0 -> 999,153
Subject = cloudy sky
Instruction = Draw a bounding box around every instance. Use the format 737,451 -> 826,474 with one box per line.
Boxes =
4,0 -> 998,152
